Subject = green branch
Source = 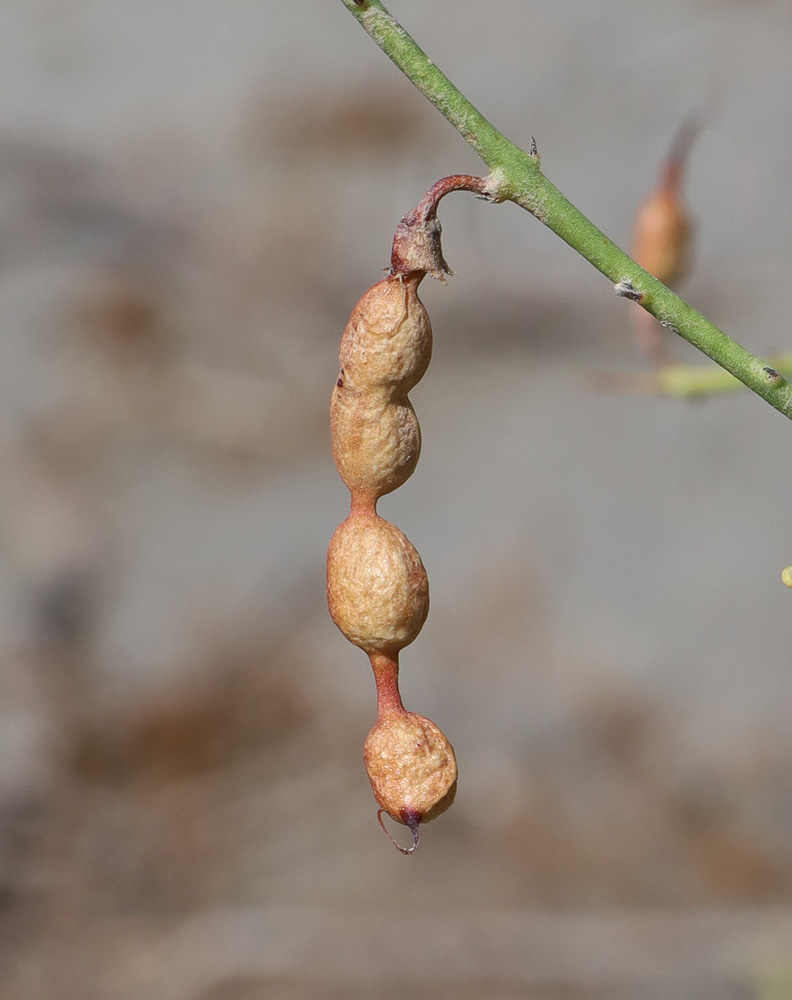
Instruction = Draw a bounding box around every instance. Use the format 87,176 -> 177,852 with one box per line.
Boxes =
339,0 -> 792,422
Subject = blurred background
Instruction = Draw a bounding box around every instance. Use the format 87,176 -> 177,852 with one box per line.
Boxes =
1,1 -> 792,997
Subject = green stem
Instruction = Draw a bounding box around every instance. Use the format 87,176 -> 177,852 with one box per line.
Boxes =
339,0 -> 792,422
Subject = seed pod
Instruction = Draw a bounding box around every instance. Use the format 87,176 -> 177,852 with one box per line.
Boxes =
331,385 -> 421,499
365,711 -> 457,827
327,177 -> 491,852
338,274 -> 432,393
327,514 -> 429,656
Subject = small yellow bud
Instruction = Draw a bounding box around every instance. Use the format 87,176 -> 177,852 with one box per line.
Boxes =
782,566 -> 792,589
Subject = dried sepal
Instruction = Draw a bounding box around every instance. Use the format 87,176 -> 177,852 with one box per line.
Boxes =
327,175 -> 491,851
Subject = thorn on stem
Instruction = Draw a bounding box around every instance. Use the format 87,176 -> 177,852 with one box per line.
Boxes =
614,279 -> 643,302
763,366 -> 782,382
377,809 -> 420,855
529,136 -> 538,158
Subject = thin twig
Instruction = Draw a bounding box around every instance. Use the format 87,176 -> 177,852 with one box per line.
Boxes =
338,0 -> 792,422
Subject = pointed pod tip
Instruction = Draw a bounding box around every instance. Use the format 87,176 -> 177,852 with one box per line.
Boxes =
377,809 -> 420,855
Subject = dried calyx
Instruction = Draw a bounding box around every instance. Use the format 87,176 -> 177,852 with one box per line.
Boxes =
328,175 -> 491,852
390,173 -> 493,280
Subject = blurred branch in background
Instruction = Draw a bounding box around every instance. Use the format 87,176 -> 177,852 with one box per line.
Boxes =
591,354 -> 792,401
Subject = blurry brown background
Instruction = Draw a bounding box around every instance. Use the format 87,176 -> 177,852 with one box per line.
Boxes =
1,2 -> 792,998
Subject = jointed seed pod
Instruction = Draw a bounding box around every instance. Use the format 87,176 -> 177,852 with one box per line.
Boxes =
327,181 -> 499,852
328,175 -> 496,852
330,274 -> 430,500
327,268 -> 456,853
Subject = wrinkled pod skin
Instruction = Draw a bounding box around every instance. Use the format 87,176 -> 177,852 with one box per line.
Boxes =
331,274 -> 432,499
364,710 -> 457,827
326,513 -> 429,657
327,272 -> 457,848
